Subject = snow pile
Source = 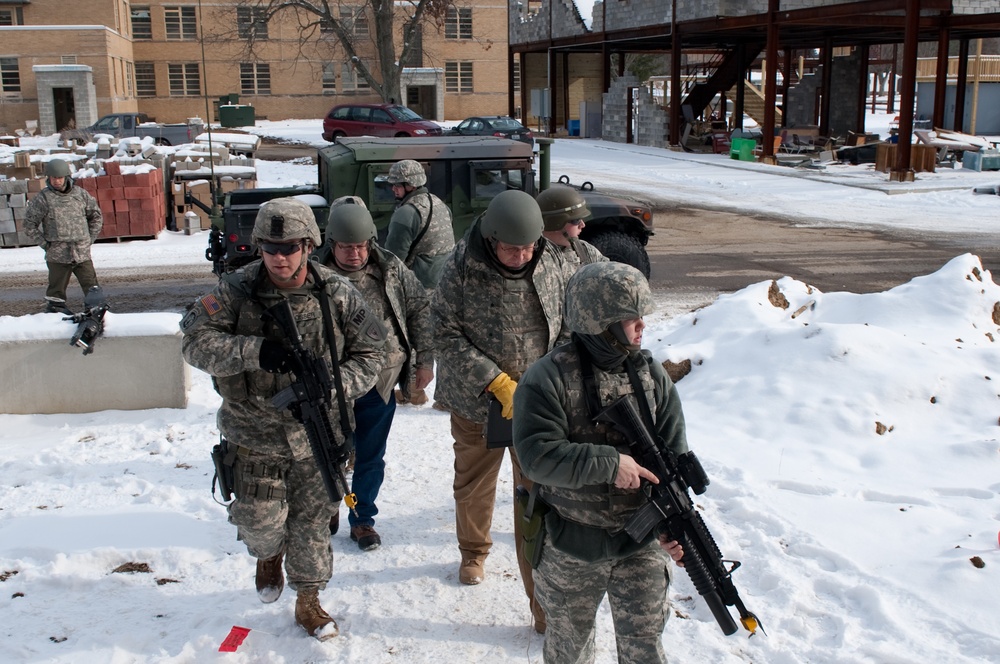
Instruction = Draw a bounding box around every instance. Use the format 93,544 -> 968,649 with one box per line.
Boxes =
0,255 -> 997,662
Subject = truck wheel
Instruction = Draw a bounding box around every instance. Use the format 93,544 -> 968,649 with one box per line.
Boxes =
155,138 -> 171,146
589,231 -> 651,278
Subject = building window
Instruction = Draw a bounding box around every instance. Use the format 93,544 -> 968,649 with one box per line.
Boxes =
445,61 -> 473,94
322,63 -> 337,94
126,61 -> 135,97
237,6 -> 268,40
1,58 -> 20,96
403,22 -> 422,67
0,9 -> 16,25
165,6 -> 197,40
131,5 -> 152,40
445,7 -> 472,40
342,62 -> 370,91
168,63 -> 200,96
513,60 -> 521,94
340,7 -> 369,38
240,63 -> 271,95
135,62 -> 156,96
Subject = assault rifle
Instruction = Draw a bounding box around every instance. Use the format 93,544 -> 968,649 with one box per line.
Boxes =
64,286 -> 109,355
596,395 -> 762,637
266,299 -> 357,515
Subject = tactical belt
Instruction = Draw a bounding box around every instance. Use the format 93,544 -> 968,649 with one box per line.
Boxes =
540,486 -> 646,511
232,444 -> 288,502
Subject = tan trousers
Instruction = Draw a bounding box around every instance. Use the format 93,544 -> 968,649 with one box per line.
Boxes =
451,411 -> 545,627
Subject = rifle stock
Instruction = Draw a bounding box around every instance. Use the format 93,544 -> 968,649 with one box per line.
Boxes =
267,300 -> 357,514
595,396 -> 762,637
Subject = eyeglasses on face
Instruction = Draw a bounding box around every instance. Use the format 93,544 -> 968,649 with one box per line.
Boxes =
260,242 -> 304,256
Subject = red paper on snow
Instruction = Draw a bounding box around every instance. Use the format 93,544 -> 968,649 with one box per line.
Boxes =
219,626 -> 252,652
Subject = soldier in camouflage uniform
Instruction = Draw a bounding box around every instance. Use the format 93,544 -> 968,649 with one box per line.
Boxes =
180,197 -> 385,641
512,262 -> 686,664
23,159 -> 103,314
432,189 -> 566,634
536,185 -> 608,281
315,196 -> 433,551
383,159 -> 455,289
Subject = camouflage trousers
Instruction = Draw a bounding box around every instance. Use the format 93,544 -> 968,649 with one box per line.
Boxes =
228,450 -> 336,592
45,259 -> 98,304
534,540 -> 672,664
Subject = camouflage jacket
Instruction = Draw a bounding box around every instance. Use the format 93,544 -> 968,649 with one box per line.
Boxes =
23,178 -> 102,264
548,237 -> 608,281
432,218 -> 567,423
513,342 -> 688,562
180,260 -> 386,460
317,245 -> 433,402
384,187 -> 455,288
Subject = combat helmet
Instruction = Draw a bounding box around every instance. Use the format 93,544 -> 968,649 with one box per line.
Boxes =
480,189 -> 544,246
251,197 -> 322,247
536,185 -> 591,232
386,159 -> 427,187
565,262 -> 652,335
326,200 -> 377,244
45,159 -> 72,178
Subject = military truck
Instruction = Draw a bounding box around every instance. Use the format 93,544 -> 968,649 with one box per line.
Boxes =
205,135 -> 653,276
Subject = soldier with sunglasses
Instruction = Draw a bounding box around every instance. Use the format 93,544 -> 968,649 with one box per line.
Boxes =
180,197 -> 386,641
536,185 -> 608,281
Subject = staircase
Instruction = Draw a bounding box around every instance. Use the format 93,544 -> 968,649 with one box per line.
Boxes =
681,44 -> 765,120
729,79 -> 783,126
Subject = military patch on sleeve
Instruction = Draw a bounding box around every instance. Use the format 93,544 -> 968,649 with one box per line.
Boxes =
200,294 -> 222,316
351,307 -> 368,327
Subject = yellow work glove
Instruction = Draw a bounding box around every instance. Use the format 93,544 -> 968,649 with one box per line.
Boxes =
488,372 -> 518,420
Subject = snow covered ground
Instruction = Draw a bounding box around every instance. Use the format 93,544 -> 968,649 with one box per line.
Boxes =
1,116 -> 998,663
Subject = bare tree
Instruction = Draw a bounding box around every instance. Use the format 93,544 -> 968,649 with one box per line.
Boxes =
227,0 -> 453,103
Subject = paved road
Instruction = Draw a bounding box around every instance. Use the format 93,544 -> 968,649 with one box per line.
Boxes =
645,204 -> 1000,310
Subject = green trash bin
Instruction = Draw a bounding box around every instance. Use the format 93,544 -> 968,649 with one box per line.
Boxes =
730,137 -> 755,162
219,104 -> 255,128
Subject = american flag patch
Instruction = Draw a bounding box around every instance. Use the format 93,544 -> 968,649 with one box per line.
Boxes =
200,294 -> 222,316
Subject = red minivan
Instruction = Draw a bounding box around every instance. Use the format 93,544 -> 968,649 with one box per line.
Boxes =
322,104 -> 443,141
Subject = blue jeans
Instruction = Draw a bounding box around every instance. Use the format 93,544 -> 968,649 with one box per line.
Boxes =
349,386 -> 396,529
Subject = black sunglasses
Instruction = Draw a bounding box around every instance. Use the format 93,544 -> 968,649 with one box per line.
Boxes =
260,242 -> 303,256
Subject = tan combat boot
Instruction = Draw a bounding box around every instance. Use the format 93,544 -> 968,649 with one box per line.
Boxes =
295,587 -> 339,641
255,549 -> 284,604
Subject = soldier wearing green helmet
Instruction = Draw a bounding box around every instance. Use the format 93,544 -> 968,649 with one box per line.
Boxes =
431,187 -> 567,634
317,196 -> 433,553
383,158 -> 455,288
180,196 -> 386,642
536,185 -> 608,280
23,158 -> 103,314
513,261 -> 690,664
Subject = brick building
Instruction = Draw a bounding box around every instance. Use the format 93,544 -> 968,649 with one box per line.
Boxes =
0,0 -> 512,135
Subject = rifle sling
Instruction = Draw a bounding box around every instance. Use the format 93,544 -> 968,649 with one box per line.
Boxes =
318,294 -> 353,440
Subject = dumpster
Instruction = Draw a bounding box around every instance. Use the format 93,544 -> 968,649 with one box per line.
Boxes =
219,104 -> 256,128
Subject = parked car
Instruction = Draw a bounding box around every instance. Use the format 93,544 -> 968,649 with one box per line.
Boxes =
322,104 -> 442,141
61,113 -> 204,146
448,115 -> 534,146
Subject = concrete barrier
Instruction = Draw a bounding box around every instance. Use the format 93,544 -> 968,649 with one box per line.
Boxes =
0,312 -> 189,414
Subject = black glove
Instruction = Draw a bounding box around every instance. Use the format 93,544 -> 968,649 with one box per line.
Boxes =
259,339 -> 296,374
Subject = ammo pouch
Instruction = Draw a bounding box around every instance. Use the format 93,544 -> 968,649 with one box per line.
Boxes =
516,484 -> 550,569
211,438 -> 237,503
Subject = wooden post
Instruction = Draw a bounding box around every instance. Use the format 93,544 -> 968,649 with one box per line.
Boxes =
953,39 -> 970,133
890,0 -> 920,183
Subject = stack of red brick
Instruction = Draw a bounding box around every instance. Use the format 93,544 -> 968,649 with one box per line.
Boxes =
75,161 -> 166,239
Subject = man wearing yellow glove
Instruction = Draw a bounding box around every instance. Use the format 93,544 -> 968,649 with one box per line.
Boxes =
432,190 -> 567,635
488,372 -> 517,419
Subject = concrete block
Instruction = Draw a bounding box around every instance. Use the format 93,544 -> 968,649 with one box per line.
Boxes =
0,313 -> 189,414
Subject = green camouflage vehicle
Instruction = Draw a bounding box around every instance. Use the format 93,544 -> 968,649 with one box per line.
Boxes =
206,135 -> 653,276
